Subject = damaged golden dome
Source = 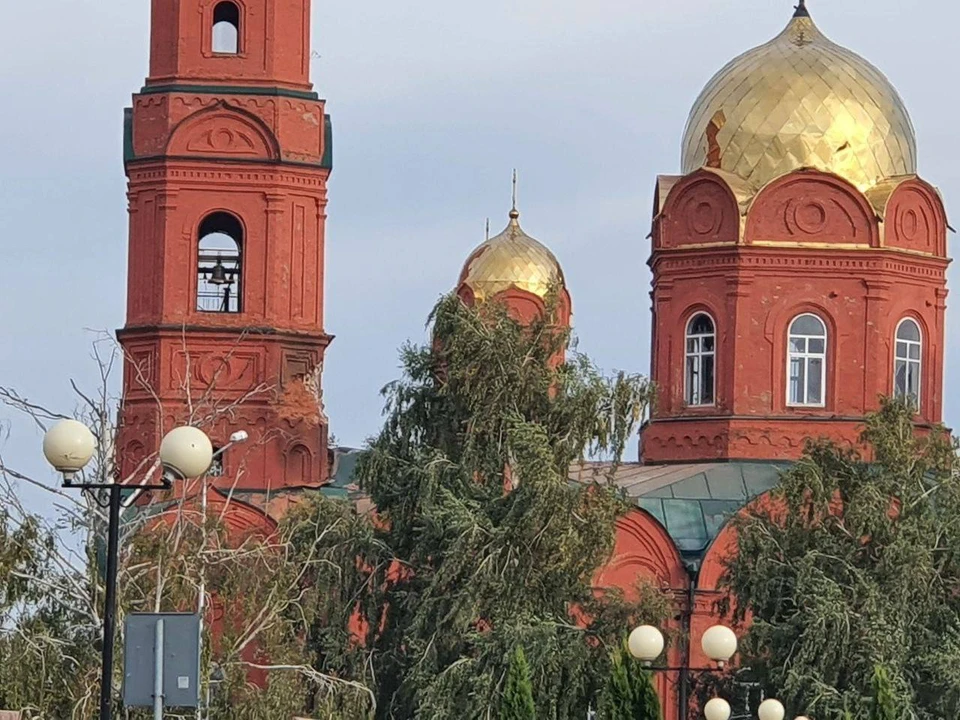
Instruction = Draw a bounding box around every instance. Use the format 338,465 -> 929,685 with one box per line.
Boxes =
459,208 -> 565,302
681,2 -> 916,191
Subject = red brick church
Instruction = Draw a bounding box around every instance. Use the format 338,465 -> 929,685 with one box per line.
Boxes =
589,4 -> 948,716
113,1 -> 949,718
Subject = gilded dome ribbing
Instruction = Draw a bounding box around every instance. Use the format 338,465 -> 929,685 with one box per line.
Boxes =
459,209 -> 565,302
681,7 -> 916,191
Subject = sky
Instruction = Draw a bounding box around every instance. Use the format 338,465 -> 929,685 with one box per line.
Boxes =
1,0 -> 958,503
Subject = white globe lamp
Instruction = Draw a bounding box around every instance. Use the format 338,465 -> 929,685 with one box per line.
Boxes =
757,698 -> 785,720
627,625 -> 665,664
701,625 -> 738,668
704,697 -> 732,720
159,426 -> 213,479
43,419 -> 96,479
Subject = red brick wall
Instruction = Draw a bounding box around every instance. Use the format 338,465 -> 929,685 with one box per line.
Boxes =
147,0 -> 314,91
642,169 -> 948,463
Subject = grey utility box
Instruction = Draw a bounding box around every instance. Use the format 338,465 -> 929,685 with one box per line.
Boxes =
123,613 -> 201,708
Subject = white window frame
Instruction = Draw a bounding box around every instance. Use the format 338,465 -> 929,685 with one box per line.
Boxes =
894,318 -> 922,412
212,1 -> 241,55
786,313 -> 827,408
685,312 -> 716,407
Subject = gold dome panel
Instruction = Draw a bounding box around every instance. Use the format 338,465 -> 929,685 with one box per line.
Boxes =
681,11 -> 916,192
460,211 -> 565,302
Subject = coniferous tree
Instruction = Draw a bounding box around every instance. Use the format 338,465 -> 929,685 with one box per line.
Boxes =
355,294 -> 660,719
501,646 -> 536,720
597,642 -> 660,720
724,401 -> 960,719
868,665 -> 898,720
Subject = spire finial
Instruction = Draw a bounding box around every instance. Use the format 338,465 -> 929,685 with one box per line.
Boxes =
485,217 -> 490,241
509,169 -> 520,220
793,0 -> 809,17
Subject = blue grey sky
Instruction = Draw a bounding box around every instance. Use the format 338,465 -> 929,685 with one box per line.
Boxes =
0,1 -> 957,499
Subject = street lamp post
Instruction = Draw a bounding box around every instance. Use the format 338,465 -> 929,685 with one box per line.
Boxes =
43,420 -> 215,720
627,624 -> 805,720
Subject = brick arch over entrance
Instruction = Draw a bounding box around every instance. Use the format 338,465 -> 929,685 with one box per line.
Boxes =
597,508 -> 688,595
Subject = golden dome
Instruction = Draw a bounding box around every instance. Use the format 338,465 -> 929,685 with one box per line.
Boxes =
681,4 -> 916,192
459,209 -> 565,302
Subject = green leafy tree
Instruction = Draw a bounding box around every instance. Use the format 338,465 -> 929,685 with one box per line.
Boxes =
0,343 -> 373,719
501,646 -> 536,720
0,466 -> 373,720
724,401 -> 960,720
354,294 -> 659,719
597,642 -> 660,720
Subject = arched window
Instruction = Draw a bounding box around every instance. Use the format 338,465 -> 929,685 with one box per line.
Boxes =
787,314 -> 827,407
286,444 -> 314,485
894,318 -> 922,411
197,212 -> 243,313
212,1 -> 241,54
685,313 -> 716,406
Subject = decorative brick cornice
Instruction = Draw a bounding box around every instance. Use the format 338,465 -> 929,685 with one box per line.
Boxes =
117,324 -> 334,348
126,163 -> 329,190
651,247 -> 947,281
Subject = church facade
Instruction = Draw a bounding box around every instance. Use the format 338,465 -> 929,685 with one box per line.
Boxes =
590,4 -> 949,717
113,1 -> 949,718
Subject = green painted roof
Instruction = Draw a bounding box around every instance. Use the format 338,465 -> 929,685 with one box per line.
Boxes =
320,447 -> 363,500
571,461 -> 789,563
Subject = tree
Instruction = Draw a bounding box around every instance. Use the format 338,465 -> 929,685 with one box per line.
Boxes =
500,646 -> 536,720
868,665 -> 897,720
724,401 -> 960,720
0,337 -> 373,719
351,294 -> 659,719
597,642 -> 660,720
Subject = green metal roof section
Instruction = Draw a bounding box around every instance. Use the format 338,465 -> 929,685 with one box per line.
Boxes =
123,108 -> 135,164
139,84 -> 321,101
569,460 -> 789,563
634,462 -> 788,560
320,114 -> 333,170
320,447 -> 363,500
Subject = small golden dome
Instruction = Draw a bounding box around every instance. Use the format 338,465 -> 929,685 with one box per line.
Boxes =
459,209 -> 565,302
681,5 -> 916,192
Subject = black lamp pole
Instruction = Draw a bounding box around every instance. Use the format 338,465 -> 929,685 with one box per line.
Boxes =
64,476 -> 171,720
46,421 -> 216,720
98,484 -> 123,720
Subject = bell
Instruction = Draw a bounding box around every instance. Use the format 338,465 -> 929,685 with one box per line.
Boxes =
209,259 -> 230,286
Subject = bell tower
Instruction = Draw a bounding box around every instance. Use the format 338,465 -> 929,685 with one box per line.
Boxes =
117,0 -> 333,504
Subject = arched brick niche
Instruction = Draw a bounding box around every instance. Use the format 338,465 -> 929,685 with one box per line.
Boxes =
655,170 -> 741,250
166,103 -> 280,161
745,170 -> 878,247
882,179 -> 948,257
